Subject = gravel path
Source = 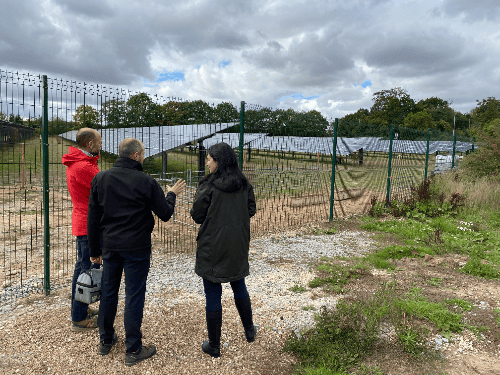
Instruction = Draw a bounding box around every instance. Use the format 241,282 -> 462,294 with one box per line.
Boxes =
0,230 -> 376,374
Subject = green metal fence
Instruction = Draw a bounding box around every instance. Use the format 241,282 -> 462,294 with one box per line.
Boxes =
0,69 -> 474,303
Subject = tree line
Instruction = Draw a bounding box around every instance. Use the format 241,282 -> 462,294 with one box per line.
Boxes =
337,88 -> 500,140
1,89 -> 499,140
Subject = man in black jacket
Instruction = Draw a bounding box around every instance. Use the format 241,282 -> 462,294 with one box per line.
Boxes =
88,138 -> 185,366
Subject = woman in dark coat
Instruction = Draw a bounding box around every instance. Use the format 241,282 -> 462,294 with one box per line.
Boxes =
190,142 -> 257,358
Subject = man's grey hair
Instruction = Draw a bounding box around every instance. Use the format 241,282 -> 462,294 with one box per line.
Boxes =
119,138 -> 144,159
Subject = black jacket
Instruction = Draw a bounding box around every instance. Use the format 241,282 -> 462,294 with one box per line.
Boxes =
88,157 -> 177,257
191,173 -> 256,283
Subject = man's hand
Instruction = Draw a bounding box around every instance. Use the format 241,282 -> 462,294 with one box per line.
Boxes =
90,256 -> 102,264
167,179 -> 186,196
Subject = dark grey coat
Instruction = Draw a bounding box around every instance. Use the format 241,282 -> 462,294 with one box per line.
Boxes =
190,174 -> 256,283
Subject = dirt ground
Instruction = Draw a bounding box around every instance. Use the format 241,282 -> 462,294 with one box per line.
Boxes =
1,223 -> 500,374
352,256 -> 500,375
318,219 -> 500,375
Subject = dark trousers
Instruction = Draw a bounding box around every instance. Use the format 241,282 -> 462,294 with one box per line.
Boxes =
203,278 -> 249,312
71,235 -> 97,322
98,249 -> 151,353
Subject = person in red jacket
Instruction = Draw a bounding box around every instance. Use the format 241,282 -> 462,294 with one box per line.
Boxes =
62,127 -> 102,332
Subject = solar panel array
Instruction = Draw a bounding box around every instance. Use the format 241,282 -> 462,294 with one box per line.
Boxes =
59,127 -> 475,157
59,123 -> 235,158
243,136 -> 475,156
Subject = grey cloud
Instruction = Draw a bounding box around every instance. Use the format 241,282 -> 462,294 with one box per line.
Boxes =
364,28 -> 478,76
440,0 -> 500,23
0,0 -> 156,84
52,0 -> 115,19
267,41 -> 283,51
243,32 -> 354,88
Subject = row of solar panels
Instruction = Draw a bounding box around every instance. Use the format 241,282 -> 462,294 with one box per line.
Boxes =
59,125 -> 476,158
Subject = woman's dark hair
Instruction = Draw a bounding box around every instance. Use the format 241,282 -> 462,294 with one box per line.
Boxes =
201,142 -> 248,189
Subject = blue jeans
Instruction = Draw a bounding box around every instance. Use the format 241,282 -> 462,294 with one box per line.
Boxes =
203,278 -> 249,312
98,249 -> 151,353
71,235 -> 99,322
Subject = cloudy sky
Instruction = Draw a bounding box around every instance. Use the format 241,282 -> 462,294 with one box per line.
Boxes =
1,0 -> 499,119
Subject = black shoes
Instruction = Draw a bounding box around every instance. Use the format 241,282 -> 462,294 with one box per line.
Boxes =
244,325 -> 258,343
234,297 -> 257,342
99,333 -> 118,356
125,345 -> 157,367
202,309 -> 222,358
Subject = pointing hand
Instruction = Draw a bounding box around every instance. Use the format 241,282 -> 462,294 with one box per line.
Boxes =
168,179 -> 186,196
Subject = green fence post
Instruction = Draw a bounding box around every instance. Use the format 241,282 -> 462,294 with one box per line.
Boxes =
329,118 -> 338,221
239,101 -> 245,170
386,126 -> 394,205
452,132 -> 457,169
42,75 -> 50,296
472,137 -> 475,152
424,128 -> 430,180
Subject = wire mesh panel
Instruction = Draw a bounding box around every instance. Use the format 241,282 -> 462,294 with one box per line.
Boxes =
241,103 -> 338,234
0,68 -> 477,302
1,71 -> 46,302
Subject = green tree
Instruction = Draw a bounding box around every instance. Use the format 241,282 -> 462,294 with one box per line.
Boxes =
186,100 -> 214,124
125,93 -> 158,128
101,99 -> 126,128
337,109 -> 371,136
245,107 -> 274,134
403,110 -> 435,130
161,101 -> 186,126
471,97 -> 500,128
416,97 -> 453,127
289,110 -> 328,137
73,105 -> 100,128
215,102 -> 238,123
461,118 -> 500,179
368,87 -> 416,127
8,113 -> 24,124
0,112 -> 7,121
48,116 -> 71,135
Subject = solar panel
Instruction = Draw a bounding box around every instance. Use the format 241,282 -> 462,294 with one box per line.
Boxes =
59,123 -> 235,158
203,133 -> 267,149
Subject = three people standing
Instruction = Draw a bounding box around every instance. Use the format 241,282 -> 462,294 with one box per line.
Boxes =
66,131 -> 255,365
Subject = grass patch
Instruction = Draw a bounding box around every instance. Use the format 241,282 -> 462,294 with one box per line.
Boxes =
289,285 -> 308,293
426,277 -> 442,287
396,288 -> 465,335
302,305 -> 317,311
444,298 -> 474,311
285,174 -> 500,374
307,263 -> 365,293
284,287 -> 392,373
314,227 -> 337,235
460,258 -> 500,279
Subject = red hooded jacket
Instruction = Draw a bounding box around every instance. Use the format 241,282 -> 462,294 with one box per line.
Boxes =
62,146 -> 100,236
